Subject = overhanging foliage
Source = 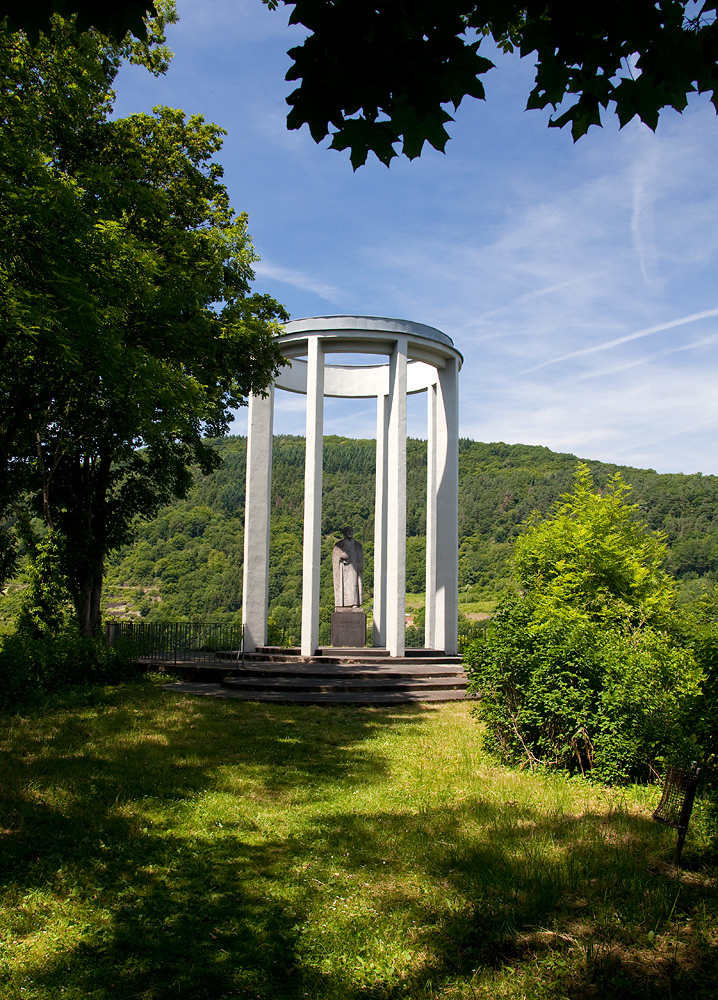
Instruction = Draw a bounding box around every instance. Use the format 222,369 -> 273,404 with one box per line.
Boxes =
282,0 -> 718,165
6,2 -> 717,167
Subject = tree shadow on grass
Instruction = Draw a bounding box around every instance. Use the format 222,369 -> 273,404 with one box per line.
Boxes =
0,684 -> 433,998
0,685 -> 715,999
299,801 -> 717,1000
0,682 -> 428,875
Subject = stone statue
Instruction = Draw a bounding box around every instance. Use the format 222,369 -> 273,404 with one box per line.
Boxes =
332,527 -> 363,608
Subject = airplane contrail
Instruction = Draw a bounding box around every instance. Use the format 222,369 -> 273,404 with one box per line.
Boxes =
526,307 -> 718,372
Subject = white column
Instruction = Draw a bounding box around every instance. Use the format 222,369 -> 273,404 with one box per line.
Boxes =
386,336 -> 407,657
242,388 -> 274,652
435,357 -> 460,655
425,381 -> 438,649
301,337 -> 324,656
373,392 -> 389,648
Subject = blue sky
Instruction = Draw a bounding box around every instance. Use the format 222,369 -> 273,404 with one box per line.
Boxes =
114,0 -> 718,475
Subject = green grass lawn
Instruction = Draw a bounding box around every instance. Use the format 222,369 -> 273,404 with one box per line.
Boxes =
0,677 -> 715,1000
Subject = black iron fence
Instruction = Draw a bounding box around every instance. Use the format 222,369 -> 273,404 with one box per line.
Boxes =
105,616 -> 486,661
106,620 -> 245,665
458,618 -> 489,653
405,620 -> 489,652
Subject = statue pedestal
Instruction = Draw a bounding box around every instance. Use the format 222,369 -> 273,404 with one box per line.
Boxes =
331,609 -> 366,648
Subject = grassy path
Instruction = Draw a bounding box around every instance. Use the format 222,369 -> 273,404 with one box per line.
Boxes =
0,676 -> 715,999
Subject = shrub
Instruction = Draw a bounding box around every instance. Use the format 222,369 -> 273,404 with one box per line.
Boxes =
680,587 -> 718,789
464,592 -> 702,781
14,531 -> 74,639
0,528 -> 138,710
464,594 -> 599,774
0,629 -> 138,711
593,628 -> 701,782
513,464 -> 675,629
463,467 -> 708,782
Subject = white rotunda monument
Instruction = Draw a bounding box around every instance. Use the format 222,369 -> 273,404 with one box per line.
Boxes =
241,316 -> 462,658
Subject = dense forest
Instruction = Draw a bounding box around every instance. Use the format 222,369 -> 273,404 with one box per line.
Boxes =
3,435 -> 718,633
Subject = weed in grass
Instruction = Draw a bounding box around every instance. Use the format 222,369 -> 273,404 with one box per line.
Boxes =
0,684 -> 715,1000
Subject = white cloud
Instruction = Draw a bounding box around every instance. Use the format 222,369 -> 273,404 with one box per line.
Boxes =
253,261 -> 344,303
459,358 -> 718,473
630,140 -> 661,287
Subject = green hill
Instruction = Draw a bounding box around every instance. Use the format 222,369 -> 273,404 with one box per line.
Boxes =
89,436 -> 718,632
3,435 -> 716,634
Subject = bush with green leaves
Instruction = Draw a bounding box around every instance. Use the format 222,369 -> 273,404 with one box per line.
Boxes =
464,596 -> 600,772
0,629 -> 137,711
513,464 -> 675,628
676,586 -> 718,790
593,628 -> 702,783
0,531 -> 137,710
465,466 -> 704,781
14,531 -> 74,639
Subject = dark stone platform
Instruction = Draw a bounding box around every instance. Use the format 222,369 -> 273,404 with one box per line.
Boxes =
331,609 -> 366,647
149,646 -> 470,705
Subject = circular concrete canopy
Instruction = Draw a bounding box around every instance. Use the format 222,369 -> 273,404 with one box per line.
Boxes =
275,315 -> 463,399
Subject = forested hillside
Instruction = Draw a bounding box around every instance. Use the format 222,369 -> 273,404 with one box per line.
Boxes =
96,435 -> 718,623
4,435 -> 717,631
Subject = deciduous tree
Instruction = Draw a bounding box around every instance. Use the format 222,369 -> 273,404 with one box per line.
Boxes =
283,0 -> 718,166
513,463 -> 675,628
0,13 -> 287,634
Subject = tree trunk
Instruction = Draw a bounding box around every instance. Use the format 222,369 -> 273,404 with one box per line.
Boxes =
35,427 -> 54,530
78,565 -> 104,637
71,448 -> 112,637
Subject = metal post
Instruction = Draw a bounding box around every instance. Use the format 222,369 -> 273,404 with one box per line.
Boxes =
674,761 -> 701,865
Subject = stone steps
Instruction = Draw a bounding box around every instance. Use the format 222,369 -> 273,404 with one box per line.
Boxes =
222,674 -> 466,693
216,646 -> 459,664
163,681 -> 470,705
232,663 -> 465,679
141,660 -> 236,683
154,649 -> 471,705
214,648 -> 460,667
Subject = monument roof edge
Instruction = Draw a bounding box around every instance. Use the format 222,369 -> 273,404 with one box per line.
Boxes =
281,315 -> 458,353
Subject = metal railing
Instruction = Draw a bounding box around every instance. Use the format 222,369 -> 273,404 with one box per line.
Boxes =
106,620 -> 245,665
105,617 -> 487,660
405,621 -> 489,652
458,618 -> 489,653
404,625 -> 425,648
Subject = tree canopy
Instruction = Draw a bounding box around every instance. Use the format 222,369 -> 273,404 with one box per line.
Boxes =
7,1 -> 718,167
0,13 -> 287,633
0,0 -> 157,41
283,0 -> 718,166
